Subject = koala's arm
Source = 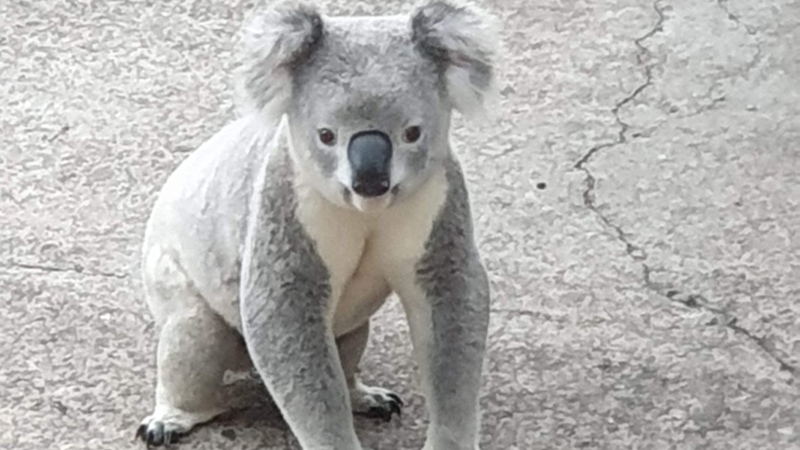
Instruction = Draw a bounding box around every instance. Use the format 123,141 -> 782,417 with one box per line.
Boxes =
402,160 -> 491,450
240,154 -> 361,450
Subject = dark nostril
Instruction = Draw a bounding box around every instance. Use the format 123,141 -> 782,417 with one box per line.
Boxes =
352,177 -> 390,197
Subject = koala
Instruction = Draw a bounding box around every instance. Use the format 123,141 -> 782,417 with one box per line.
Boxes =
135,1 -> 497,449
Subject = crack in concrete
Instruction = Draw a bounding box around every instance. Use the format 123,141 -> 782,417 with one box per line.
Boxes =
644,267 -> 797,376
727,320 -> 796,374
742,43 -> 764,77
717,0 -> 757,35
2,261 -> 128,279
574,1 -> 665,260
573,1 -> 797,377
682,83 -> 728,118
674,1 -> 762,119
717,0 -> 764,79
574,2 -> 666,170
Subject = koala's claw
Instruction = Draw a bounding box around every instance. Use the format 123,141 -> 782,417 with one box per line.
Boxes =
360,406 -> 394,422
357,401 -> 402,422
387,393 -> 404,407
352,387 -> 404,422
135,421 -> 183,447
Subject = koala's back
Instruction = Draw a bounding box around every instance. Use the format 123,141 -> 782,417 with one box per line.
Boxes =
141,115 -> 279,329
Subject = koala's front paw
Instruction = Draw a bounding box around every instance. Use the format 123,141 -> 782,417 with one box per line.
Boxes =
136,406 -> 221,447
350,380 -> 403,422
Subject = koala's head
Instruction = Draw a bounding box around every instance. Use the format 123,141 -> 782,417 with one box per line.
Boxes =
238,1 -> 498,211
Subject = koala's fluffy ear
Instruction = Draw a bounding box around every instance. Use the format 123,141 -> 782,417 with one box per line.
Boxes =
411,0 -> 499,119
236,1 -> 323,120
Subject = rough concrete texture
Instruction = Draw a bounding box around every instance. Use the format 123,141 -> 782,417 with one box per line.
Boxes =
1,0 -> 798,449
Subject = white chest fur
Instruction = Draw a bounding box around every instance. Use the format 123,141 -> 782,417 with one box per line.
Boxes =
294,168 -> 449,336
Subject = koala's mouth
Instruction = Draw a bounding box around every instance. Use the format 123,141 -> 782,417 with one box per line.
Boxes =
342,184 -> 399,212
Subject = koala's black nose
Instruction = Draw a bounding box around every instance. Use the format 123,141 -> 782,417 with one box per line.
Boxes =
348,130 -> 392,197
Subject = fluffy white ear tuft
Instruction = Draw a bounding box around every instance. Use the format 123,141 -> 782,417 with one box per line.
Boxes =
235,1 -> 323,121
411,0 -> 499,120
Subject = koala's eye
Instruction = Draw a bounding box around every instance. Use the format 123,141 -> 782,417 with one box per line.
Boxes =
318,128 -> 336,146
403,126 -> 421,143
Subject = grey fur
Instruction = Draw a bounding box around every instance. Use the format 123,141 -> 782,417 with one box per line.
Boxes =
310,138 -> 338,176
407,145 -> 430,176
411,0 -> 498,116
237,1 -> 323,117
412,2 -> 494,88
415,156 -> 490,449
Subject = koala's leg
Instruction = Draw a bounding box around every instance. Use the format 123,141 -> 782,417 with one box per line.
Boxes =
392,163 -> 491,450
242,289 -> 363,450
240,165 -> 365,449
137,303 -> 248,447
336,322 -> 403,421
398,264 -> 490,450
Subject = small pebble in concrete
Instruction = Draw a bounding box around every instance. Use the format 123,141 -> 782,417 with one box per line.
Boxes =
221,429 -> 236,440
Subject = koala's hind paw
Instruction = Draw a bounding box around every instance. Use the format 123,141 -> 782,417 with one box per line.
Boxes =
351,381 -> 404,422
135,420 -> 185,447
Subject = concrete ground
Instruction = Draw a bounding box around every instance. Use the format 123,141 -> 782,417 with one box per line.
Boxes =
1,0 -> 798,449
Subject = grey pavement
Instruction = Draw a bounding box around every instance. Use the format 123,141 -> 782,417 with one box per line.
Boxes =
1,0 -> 798,449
